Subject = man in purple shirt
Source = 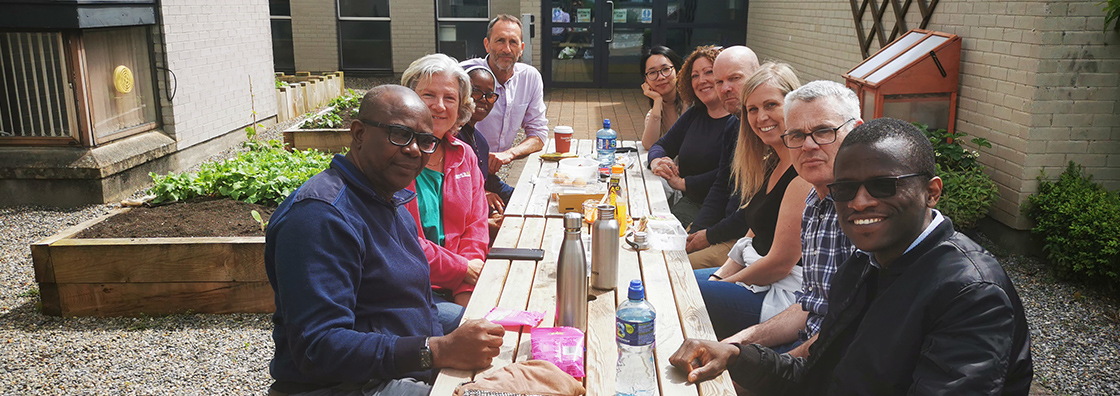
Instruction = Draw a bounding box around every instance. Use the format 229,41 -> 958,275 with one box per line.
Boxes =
460,14 -> 549,174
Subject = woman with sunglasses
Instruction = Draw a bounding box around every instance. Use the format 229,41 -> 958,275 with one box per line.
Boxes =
639,45 -> 684,150
693,63 -> 815,341
401,54 -> 490,334
459,65 -> 513,241
647,45 -> 731,228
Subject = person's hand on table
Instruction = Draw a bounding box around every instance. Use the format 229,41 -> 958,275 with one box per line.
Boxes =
686,230 -> 710,253
666,175 -> 686,191
650,158 -> 679,180
489,151 -> 515,174
430,318 -> 505,370
464,259 -> 485,285
642,82 -> 662,102
669,338 -> 740,384
486,192 -> 505,214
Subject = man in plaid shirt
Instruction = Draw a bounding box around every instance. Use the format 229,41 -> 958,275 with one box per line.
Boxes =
718,80 -> 860,358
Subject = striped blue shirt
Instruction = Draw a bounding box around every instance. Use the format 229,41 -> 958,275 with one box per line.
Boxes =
798,188 -> 856,340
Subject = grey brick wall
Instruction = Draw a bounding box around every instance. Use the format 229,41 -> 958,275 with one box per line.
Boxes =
747,0 -> 1120,230
291,0 -> 339,72
159,0 -> 278,149
391,0 -> 437,74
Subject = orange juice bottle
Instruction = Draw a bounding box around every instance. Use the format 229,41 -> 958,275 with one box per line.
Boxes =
610,164 -> 628,236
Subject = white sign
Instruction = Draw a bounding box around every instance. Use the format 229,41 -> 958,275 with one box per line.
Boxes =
640,8 -> 652,24
577,8 -> 591,23
613,9 -> 627,23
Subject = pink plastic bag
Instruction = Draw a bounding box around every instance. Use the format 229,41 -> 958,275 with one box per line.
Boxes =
530,326 -> 586,379
484,307 -> 545,328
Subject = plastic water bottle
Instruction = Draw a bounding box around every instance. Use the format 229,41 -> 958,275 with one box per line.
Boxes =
596,119 -> 617,179
616,279 -> 656,396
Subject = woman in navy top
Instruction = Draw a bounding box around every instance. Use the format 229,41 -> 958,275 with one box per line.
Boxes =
648,45 -> 733,228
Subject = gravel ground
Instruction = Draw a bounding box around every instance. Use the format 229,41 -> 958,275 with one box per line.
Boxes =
2,79 -> 1118,394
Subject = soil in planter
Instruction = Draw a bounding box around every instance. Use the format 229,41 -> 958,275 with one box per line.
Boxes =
76,198 -> 276,238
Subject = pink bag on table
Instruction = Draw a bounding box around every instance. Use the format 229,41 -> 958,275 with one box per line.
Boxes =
530,326 -> 586,379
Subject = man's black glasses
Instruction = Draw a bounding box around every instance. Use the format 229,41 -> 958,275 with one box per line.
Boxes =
827,173 -> 929,202
360,119 -> 440,154
781,118 -> 855,148
471,89 -> 500,104
644,66 -> 674,80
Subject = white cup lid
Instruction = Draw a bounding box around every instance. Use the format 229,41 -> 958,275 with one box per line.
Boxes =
554,126 -> 573,134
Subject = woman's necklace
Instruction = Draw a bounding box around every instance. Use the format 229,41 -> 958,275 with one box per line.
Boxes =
427,148 -> 445,171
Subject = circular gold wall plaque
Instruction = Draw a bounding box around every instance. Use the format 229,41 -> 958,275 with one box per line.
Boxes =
113,65 -> 134,94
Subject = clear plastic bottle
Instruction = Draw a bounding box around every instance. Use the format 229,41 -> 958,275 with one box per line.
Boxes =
596,119 -> 617,179
616,279 -> 656,396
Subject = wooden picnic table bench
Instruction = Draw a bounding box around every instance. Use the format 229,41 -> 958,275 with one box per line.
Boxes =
431,139 -> 734,396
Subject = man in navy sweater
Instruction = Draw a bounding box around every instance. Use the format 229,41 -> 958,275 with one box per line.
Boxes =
265,85 -> 504,395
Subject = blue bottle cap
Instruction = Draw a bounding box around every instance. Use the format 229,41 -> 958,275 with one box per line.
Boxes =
603,119 -> 611,129
628,279 -> 644,300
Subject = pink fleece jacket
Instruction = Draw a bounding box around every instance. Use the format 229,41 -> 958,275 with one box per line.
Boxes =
406,135 -> 490,296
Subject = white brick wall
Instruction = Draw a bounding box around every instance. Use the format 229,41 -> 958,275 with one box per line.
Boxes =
159,0 -> 278,149
747,0 -> 1120,230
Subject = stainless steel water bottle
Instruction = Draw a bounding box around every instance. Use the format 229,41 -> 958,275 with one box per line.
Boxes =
591,204 -> 619,290
556,212 -> 588,331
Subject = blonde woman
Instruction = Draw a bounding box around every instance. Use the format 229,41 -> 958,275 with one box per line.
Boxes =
693,63 -> 813,341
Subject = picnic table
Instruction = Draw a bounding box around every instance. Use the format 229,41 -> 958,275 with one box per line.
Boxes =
431,139 -> 735,396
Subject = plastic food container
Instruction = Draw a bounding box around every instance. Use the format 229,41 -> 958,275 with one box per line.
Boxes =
645,217 -> 687,251
555,157 -> 599,186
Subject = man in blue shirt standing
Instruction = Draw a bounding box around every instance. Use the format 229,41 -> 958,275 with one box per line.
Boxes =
265,85 -> 504,395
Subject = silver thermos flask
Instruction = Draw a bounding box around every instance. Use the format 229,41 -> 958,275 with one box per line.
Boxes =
591,204 -> 619,290
556,212 -> 588,331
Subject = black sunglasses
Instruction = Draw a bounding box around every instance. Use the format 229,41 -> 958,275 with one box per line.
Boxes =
471,89 -> 500,104
827,173 -> 929,202
360,119 -> 440,154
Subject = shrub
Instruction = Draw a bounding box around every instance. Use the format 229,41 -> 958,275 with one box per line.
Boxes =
936,164 -> 999,230
1025,162 -> 1120,285
149,139 -> 333,206
915,123 -> 998,229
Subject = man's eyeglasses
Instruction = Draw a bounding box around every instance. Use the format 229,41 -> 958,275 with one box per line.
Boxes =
644,66 -> 674,80
360,119 -> 440,154
471,89 -> 500,104
781,118 -> 855,149
827,173 -> 929,202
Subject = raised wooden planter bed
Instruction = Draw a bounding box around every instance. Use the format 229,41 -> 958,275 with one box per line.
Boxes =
31,208 -> 272,317
282,106 -> 350,153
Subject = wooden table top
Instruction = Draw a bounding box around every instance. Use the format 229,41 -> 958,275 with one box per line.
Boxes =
431,140 -> 734,396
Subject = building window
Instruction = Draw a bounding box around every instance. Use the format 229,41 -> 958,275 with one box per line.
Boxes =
0,32 -> 78,141
270,0 -> 295,72
83,27 -> 158,142
338,0 -> 392,71
1,26 -> 159,147
436,0 -> 489,62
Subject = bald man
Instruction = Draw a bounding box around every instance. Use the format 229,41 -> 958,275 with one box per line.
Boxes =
687,46 -> 761,268
265,85 -> 505,396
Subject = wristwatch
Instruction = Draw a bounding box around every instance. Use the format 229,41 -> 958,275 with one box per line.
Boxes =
419,337 -> 433,370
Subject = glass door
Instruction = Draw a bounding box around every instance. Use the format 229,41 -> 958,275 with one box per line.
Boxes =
543,0 -> 746,88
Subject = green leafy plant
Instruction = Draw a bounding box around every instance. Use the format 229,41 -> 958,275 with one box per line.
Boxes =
149,141 -> 332,206
936,164 -> 999,229
1025,162 -> 1120,287
300,90 -> 361,130
914,123 -> 998,229
1103,0 -> 1120,32
275,78 -> 288,89
251,210 -> 269,231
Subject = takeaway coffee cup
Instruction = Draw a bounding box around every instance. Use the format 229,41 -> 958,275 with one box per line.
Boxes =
554,126 -> 573,153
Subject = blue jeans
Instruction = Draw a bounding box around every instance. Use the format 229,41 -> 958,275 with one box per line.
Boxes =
432,291 -> 464,335
694,268 -> 768,341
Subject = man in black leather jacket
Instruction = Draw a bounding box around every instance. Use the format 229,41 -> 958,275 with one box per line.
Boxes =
670,118 -> 1033,395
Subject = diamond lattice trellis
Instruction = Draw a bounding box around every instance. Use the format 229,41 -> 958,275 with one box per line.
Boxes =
850,0 -> 940,58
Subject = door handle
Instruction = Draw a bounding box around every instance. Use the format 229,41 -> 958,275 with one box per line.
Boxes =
606,0 -> 614,43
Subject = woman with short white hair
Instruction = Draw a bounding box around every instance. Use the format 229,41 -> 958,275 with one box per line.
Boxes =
401,53 -> 489,334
